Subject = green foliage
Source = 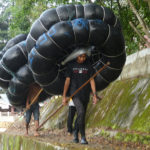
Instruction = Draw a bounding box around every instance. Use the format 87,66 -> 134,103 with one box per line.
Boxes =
8,0 -> 35,37
8,7 -> 30,37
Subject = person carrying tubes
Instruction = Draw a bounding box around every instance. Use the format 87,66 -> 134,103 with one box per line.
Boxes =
62,47 -> 98,144
25,83 -> 41,136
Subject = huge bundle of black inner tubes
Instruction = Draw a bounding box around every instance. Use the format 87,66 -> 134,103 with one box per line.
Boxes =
0,3 -> 126,108
0,34 -> 27,59
0,34 -> 49,107
0,34 -> 27,89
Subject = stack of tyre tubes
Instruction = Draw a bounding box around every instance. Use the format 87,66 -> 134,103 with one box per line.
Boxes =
0,34 -> 27,59
0,34 -> 50,107
0,3 -> 126,108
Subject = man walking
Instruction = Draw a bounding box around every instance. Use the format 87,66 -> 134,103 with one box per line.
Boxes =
62,51 -> 97,144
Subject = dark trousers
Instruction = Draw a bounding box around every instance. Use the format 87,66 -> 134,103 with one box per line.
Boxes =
67,106 -> 76,133
25,103 -> 39,124
73,97 -> 89,137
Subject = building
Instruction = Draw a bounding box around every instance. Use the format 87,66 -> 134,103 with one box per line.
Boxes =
0,94 -> 11,116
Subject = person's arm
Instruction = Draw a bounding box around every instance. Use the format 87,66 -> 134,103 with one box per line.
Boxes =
26,90 -> 31,109
62,77 -> 70,105
26,84 -> 34,109
90,78 -> 97,104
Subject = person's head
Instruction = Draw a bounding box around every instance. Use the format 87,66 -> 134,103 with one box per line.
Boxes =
76,54 -> 87,64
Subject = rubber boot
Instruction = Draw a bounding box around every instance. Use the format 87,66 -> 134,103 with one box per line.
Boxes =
80,136 -> 88,144
73,130 -> 79,143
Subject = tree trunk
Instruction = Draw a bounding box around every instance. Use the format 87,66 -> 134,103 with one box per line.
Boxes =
116,0 -> 122,11
111,0 -> 113,9
144,0 -> 150,9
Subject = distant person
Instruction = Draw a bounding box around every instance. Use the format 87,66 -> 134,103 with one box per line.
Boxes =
63,52 -> 98,144
67,99 -> 76,135
144,35 -> 150,48
25,83 -> 41,136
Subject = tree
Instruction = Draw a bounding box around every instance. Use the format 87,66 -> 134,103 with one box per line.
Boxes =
2,0 -> 150,54
0,0 -> 10,50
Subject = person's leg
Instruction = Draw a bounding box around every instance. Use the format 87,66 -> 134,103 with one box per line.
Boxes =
33,104 -> 40,136
34,120 -> 39,136
25,109 -> 32,135
73,98 -> 88,144
80,102 -> 88,144
67,106 -> 76,134
73,116 -> 79,143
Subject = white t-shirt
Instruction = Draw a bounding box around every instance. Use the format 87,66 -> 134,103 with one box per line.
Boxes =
69,99 -> 75,107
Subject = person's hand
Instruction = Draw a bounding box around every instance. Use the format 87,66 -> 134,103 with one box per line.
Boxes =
144,35 -> 150,48
93,95 -> 98,105
62,96 -> 68,106
26,104 -> 30,110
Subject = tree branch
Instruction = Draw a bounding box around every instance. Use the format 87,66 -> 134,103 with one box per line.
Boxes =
129,21 -> 150,47
116,0 -> 122,11
127,0 -> 150,36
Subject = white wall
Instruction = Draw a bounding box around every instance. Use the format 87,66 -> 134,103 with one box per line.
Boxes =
118,48 -> 150,80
